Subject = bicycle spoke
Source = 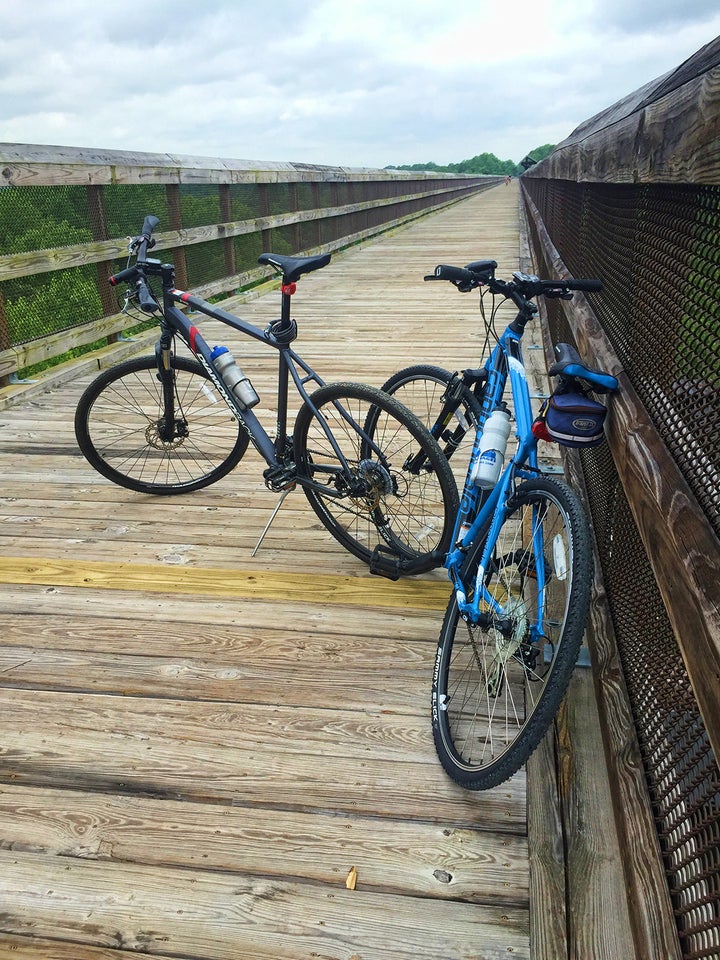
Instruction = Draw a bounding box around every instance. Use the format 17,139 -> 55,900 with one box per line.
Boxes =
75,357 -> 248,494
432,477 -> 591,789
294,382 -> 457,570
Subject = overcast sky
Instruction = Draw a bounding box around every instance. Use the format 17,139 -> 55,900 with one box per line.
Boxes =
1,0 -> 718,169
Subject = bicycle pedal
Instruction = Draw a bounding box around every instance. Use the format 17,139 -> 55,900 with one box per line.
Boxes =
369,545 -> 403,581
262,465 -> 296,492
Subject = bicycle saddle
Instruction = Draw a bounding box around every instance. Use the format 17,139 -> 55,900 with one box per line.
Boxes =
549,342 -> 618,393
258,252 -> 331,283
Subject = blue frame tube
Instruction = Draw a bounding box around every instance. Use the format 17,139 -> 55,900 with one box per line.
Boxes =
445,323 -> 543,622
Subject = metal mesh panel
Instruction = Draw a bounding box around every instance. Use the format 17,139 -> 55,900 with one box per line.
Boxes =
178,184 -> 220,228
0,183 -> 92,251
524,179 -> 720,539
525,178 -> 720,959
184,238 -> 230,288
295,184 -> 316,212
1,176 -> 494,359
229,183 -> 263,219
0,184 -> 98,344
1,264 -> 104,346
234,232 -> 265,273
102,184 -> 169,238
582,444 -> 720,960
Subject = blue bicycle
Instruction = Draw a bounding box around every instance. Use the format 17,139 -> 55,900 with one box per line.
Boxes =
381,260 -> 618,789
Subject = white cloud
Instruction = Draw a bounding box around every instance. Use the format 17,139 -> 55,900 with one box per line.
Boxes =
0,0 -> 718,166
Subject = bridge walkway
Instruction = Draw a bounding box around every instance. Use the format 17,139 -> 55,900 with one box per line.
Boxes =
0,183 -> 634,960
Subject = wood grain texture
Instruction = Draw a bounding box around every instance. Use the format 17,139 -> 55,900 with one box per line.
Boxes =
526,730 -> 567,960
0,849 -> 529,960
556,672 -> 635,960
0,185 -> 531,960
0,144 -> 497,186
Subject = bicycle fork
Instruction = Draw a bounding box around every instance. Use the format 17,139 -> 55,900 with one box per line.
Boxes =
154,336 -> 184,442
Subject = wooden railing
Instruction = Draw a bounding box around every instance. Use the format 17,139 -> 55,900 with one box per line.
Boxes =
0,145 -> 499,397
520,35 -> 720,960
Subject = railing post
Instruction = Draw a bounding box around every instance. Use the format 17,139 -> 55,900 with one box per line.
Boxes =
0,289 -> 11,389
219,184 -> 236,278
311,183 -> 321,248
166,185 -> 188,290
87,185 -> 120,344
288,183 -> 301,252
258,183 -> 272,252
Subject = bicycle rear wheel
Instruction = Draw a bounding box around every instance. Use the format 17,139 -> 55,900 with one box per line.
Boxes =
293,381 -> 458,572
75,355 -> 249,494
381,364 -> 482,460
432,476 -> 592,789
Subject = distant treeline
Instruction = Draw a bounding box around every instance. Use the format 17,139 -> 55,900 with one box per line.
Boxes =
386,144 -> 556,177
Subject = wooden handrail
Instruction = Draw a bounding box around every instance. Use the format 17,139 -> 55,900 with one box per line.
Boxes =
0,145 -> 499,390
518,38 -> 720,954
522,36 -> 720,184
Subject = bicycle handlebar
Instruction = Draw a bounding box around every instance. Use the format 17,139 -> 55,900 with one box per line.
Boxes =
108,216 -> 161,313
141,214 -> 160,239
425,262 -> 603,299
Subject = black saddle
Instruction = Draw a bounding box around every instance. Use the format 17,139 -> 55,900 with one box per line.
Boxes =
258,252 -> 331,283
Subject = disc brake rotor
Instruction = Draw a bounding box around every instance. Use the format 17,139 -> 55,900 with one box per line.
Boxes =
145,418 -> 188,451
482,579 -> 529,697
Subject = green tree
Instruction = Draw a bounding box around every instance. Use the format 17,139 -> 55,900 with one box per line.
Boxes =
386,144 -> 557,177
524,143 -> 556,164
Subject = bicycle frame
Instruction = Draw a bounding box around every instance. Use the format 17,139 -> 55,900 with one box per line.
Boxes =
444,317 -> 544,625
151,263 -> 387,496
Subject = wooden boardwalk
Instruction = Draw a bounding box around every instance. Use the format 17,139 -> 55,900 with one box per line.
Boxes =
0,184 -> 633,960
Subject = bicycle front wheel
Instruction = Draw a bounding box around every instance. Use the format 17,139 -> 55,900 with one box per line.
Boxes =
432,476 -> 592,789
293,382 -> 458,572
75,355 -> 249,494
381,364 -> 482,461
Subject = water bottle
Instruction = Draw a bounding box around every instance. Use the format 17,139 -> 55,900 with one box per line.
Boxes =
210,345 -> 259,410
471,408 -> 511,489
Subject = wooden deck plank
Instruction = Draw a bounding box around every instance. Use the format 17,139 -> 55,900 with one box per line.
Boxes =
0,850 -> 529,960
0,783 -> 528,904
557,671 -> 635,960
0,684 -> 525,830
0,557 -> 450,608
0,935 -> 165,960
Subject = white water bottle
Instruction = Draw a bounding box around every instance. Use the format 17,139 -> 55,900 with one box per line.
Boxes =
211,345 -> 259,410
471,408 -> 511,489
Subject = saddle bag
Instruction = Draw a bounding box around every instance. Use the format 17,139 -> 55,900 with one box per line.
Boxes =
533,386 -> 608,448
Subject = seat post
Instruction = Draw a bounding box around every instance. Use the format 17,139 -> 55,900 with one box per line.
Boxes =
280,279 -> 296,328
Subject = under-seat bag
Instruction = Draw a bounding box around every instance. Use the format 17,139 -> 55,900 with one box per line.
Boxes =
542,387 -> 608,447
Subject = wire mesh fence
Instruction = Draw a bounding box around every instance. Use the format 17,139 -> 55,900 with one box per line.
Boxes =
0,174 -> 492,370
523,176 -> 720,960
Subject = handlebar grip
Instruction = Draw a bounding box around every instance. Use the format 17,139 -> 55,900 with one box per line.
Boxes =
109,265 -> 138,286
425,264 -> 475,284
137,277 -> 159,313
142,215 -> 160,238
566,278 -> 603,292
